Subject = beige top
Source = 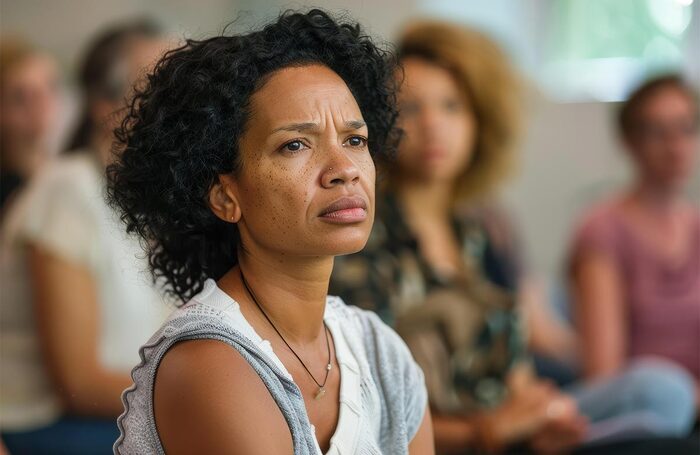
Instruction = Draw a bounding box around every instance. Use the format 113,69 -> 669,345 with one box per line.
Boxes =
0,153 -> 170,431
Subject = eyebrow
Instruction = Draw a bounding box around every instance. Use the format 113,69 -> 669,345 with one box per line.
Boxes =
272,120 -> 366,133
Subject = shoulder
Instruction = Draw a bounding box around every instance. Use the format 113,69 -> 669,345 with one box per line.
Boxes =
154,338 -> 293,455
36,153 -> 101,193
577,198 -> 621,230
571,199 -> 623,248
21,153 -> 102,217
569,198 -> 626,272
456,198 -> 512,231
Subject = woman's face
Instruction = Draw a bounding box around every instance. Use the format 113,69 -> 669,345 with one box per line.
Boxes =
396,57 -> 476,183
0,54 -> 59,155
627,87 -> 699,190
230,64 -> 375,259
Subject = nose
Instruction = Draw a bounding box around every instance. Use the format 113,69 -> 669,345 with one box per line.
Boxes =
320,145 -> 361,189
418,105 -> 442,138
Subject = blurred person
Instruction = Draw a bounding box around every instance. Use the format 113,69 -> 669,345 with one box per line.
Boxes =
331,21 -> 697,454
107,10 -> 434,454
570,75 -> 700,403
0,37 -> 61,212
0,19 -> 171,454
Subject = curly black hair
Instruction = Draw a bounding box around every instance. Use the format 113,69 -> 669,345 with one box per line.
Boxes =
107,9 -> 400,304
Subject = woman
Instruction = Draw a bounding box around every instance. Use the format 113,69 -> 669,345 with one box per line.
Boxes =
0,20 -> 170,454
331,21 -> 696,454
570,75 -> 700,401
108,10 -> 433,455
0,37 -> 60,212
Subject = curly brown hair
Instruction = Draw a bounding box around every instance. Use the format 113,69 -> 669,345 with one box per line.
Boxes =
395,20 -> 522,202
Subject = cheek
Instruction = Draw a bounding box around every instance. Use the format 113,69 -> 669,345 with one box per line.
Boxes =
361,156 -> 376,193
445,114 -> 476,165
453,113 -> 476,148
636,146 -> 671,174
245,162 -> 315,229
396,129 -> 424,166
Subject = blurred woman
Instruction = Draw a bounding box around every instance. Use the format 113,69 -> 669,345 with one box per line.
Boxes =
0,20 -> 170,454
0,38 -> 61,212
331,21 -> 697,454
570,75 -> 700,401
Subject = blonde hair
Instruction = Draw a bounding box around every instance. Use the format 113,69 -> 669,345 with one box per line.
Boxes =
395,20 -> 522,203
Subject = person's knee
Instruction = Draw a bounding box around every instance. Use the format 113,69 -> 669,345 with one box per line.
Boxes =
624,358 -> 696,435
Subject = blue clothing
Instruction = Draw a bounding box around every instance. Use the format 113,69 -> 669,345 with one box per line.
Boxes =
2,416 -> 119,455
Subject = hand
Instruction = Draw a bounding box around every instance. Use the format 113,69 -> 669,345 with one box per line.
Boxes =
480,381 -> 557,447
529,395 -> 588,454
478,381 -> 588,453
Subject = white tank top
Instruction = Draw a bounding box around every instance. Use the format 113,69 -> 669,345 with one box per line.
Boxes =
115,278 -> 428,454
192,279 -> 364,453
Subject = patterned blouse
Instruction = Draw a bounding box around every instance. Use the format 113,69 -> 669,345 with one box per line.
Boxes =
330,193 -> 529,414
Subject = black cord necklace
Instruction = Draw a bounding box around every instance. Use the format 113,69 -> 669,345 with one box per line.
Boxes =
240,270 -> 332,400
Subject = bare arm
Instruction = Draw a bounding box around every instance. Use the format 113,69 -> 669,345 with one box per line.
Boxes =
431,414 -> 479,454
572,251 -> 626,379
409,405 -> 435,454
154,339 -> 293,455
520,277 -> 577,362
432,365 -> 584,454
28,245 -> 131,416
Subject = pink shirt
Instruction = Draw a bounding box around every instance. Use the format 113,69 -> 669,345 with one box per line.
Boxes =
571,201 -> 700,379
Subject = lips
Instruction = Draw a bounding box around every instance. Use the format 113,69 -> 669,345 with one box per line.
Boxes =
319,196 -> 368,223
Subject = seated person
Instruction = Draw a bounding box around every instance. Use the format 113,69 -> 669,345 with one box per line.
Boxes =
569,74 -> 700,405
0,20 -> 170,454
106,10 -> 433,454
0,37 -> 60,213
331,21 -> 696,454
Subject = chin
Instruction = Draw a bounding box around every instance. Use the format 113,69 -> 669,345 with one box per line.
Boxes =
318,230 -> 370,256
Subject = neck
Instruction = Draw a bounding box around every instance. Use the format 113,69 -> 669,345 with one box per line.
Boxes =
230,244 -> 333,344
629,179 -> 685,216
395,176 -> 454,221
1,140 -> 48,178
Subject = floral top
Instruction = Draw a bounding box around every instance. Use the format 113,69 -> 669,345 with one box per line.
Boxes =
330,193 -> 529,414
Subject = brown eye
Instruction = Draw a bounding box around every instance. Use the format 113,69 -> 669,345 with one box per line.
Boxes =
345,136 -> 367,147
282,140 -> 308,153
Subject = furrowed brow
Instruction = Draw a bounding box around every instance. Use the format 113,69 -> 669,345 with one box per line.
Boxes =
272,122 -> 319,133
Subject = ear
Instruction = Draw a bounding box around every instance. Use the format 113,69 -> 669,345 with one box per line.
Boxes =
208,173 -> 242,223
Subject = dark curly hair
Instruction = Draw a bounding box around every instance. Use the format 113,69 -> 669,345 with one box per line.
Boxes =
107,9 -> 400,304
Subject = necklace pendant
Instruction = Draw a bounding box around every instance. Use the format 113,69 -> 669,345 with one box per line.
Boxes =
314,387 -> 326,400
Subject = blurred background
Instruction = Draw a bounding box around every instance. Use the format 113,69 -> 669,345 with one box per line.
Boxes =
2,0 -> 699,292
1,1 -> 699,454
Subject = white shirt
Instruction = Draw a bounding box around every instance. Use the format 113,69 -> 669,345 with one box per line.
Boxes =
0,153 -> 170,431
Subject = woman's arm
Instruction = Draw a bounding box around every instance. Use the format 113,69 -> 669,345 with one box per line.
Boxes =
431,365 -> 585,454
28,245 -> 131,416
409,405 -> 435,454
154,339 -> 293,454
571,251 -> 626,379
431,414 -> 479,454
520,277 -> 578,362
